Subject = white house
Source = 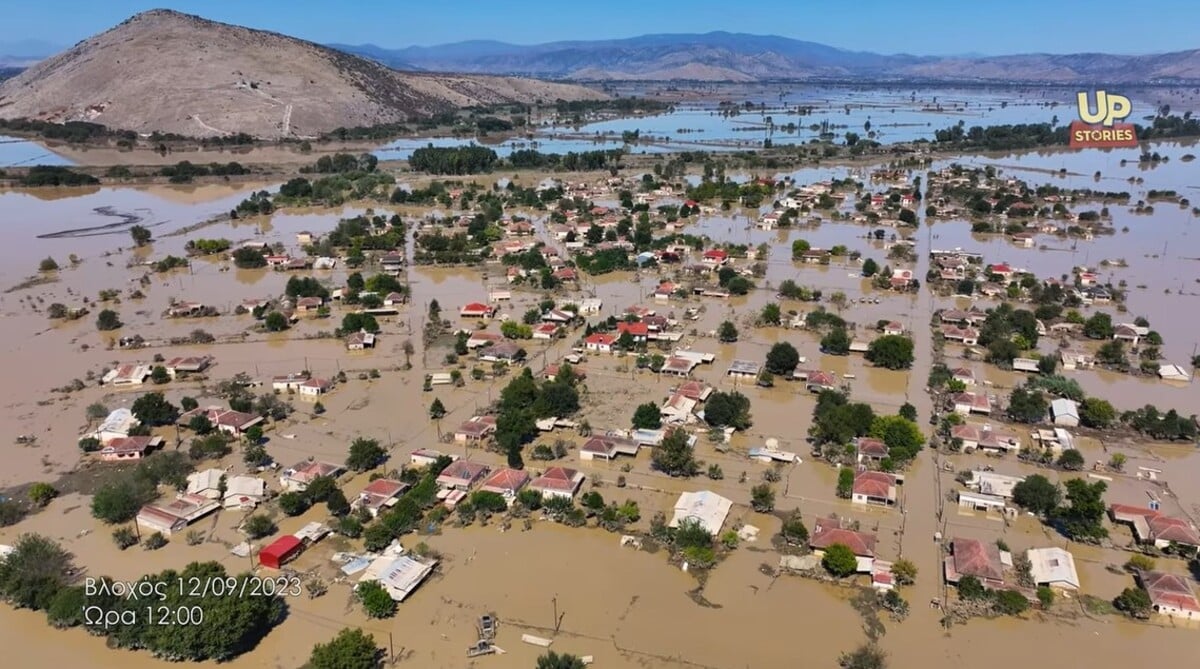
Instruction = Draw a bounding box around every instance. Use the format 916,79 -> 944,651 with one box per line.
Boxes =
1050,398 -> 1080,427
669,490 -> 733,536
90,408 -> 139,443
1026,547 -> 1080,591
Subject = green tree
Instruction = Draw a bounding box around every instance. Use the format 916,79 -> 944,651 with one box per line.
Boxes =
96,309 -> 123,331
760,302 -> 782,326
264,311 -> 289,332
865,335 -> 914,370
632,402 -> 662,429
791,239 -> 811,259
892,558 -> 918,585
91,480 -> 151,523
39,257 -> 59,272
1057,478 -> 1108,541
1083,312 -> 1114,339
822,543 -> 859,577
242,514 -> 276,539
704,391 -> 752,430
717,320 -> 739,343
357,580 -> 398,618
1113,587 -> 1152,618
0,533 -> 74,610
428,398 -> 446,420
536,651 -> 587,669
957,575 -> 987,600
1080,397 -> 1116,428
839,643 -> 887,669
869,415 -> 925,461
1036,586 -> 1055,607
130,225 -> 152,247
1011,474 -> 1060,516
861,258 -> 879,277
764,341 -> 800,375
278,491 -> 310,516
346,437 -> 386,471
27,483 -> 58,507
993,589 -> 1029,615
836,467 -> 855,498
750,484 -> 775,512
650,428 -> 698,477
309,628 -> 381,669
1056,448 -> 1085,471
821,327 -> 851,355
898,403 -> 917,423
780,510 -> 809,545
1006,386 -> 1048,424
326,488 -> 351,515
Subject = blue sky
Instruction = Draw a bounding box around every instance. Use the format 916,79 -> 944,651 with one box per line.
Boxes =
3,0 -> 1197,55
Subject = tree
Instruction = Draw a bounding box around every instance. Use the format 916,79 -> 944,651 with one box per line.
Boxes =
1080,397 -> 1116,428
750,484 -> 775,512
861,258 -> 879,277
1108,452 -> 1127,472
27,483 -> 58,507
429,398 -> 446,420
309,628 -> 381,669
632,402 -> 662,429
1057,478 -> 1108,541
1114,587 -> 1152,618
892,558 -> 917,585
780,510 -> 808,545
839,643 -> 887,669
759,302 -> 782,326
898,403 -> 917,423
536,651 -> 587,669
650,428 -> 698,477
39,257 -> 59,272
341,312 -> 379,334
869,415 -> 925,461
96,309 -> 123,331
0,533 -> 74,610
264,311 -> 289,332
993,589 -> 1029,615
1083,312 -> 1114,339
1011,474 -> 1060,517
1006,386 -> 1047,424
326,488 -> 351,516
131,391 -> 178,426
346,437 -> 387,471
865,335 -> 914,369
717,320 -> 738,343
821,327 -> 851,355
822,543 -> 859,577
957,575 -> 987,600
791,238 -> 811,259
1096,340 -> 1126,366
357,580 -> 397,618
130,225 -> 152,247
836,467 -> 855,498
187,414 -> 214,435
243,514 -> 276,539
91,480 -> 152,523
1056,448 -> 1085,471
764,341 -> 800,375
278,491 -> 310,516
704,391 -> 752,430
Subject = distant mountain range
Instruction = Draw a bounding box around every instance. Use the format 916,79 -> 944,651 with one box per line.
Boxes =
331,32 -> 1200,84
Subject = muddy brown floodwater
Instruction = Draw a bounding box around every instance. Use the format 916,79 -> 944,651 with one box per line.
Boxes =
1,141 -> 1199,669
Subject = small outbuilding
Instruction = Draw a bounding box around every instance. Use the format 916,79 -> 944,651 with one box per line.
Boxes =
259,535 -> 304,569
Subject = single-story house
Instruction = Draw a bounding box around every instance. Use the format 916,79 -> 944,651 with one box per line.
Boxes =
272,373 -> 311,392
951,368 -> 976,386
279,460 -> 344,492
670,490 -> 733,536
410,448 -> 454,468
584,333 -> 616,353
660,356 -> 698,377
661,393 -> 699,424
1026,547 -> 1080,591
1110,504 -> 1200,550
616,321 -> 649,342
164,355 -> 213,378
1059,348 -> 1094,371
186,468 -> 227,499
852,471 -> 899,506
543,363 -> 586,382
90,407 -> 139,443
1050,398 -> 1080,427
98,435 -> 163,461
944,537 -> 1007,588
803,371 -> 839,393
295,296 -> 324,312
809,516 -> 877,573
222,475 -> 267,510
178,406 -> 264,437
950,392 -> 992,416
882,321 -> 905,336
353,479 -> 411,517
1140,570 -> 1200,619
1158,364 -> 1190,382
436,460 -> 489,491
454,416 -> 497,442
259,535 -> 304,569
478,467 -> 530,499
967,470 -> 1025,498
467,332 -> 503,349
957,491 -> 1008,512
579,435 -> 640,461
345,330 -> 376,350
940,325 -> 980,346
951,424 -> 1020,453
136,493 -> 221,536
360,554 -> 436,602
542,309 -> 574,324
299,378 -> 332,396
676,381 -> 714,402
529,467 -> 585,500
727,360 -> 761,379
479,342 -> 525,364
1012,357 -> 1040,373
532,323 -> 561,340
856,437 -> 888,463
460,302 -> 495,318
102,363 -> 153,386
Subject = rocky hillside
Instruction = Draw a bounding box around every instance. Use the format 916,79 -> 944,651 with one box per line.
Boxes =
337,32 -> 1200,84
0,10 -> 605,138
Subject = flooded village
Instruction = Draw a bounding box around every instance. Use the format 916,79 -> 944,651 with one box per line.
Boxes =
1,85 -> 1200,669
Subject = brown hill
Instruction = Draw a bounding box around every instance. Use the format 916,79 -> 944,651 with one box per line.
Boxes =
0,9 -> 605,138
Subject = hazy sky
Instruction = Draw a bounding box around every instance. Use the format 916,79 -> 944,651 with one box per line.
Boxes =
4,0 -> 1198,55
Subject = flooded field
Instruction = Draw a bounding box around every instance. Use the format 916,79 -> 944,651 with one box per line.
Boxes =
2,132 -> 1200,667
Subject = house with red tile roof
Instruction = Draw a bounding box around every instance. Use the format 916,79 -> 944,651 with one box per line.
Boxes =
460,302 -> 495,318
98,436 -> 163,462
584,332 -> 616,353
579,435 -> 640,461
1140,570 -> 1200,619
809,517 -> 877,572
701,249 -> 729,266
944,537 -> 1006,588
528,467 -> 585,500
478,467 -> 530,499
616,321 -> 649,341
454,416 -> 497,443
949,392 -> 992,416
177,406 -> 264,437
855,437 -> 888,463
353,479 -> 410,517
675,381 -> 714,402
436,460 -> 489,491
1110,505 -> 1200,550
852,471 -> 898,506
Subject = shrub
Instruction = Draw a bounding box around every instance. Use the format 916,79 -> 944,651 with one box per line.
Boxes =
143,532 -> 168,550
112,527 -> 138,550
243,514 -> 277,539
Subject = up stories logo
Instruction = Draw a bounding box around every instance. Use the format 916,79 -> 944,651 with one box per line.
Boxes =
1069,91 -> 1139,149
